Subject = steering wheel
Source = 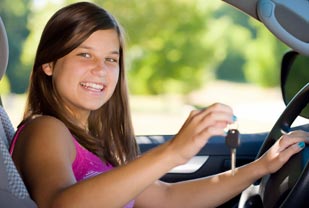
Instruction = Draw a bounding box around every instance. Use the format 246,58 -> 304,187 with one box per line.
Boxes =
238,83 -> 309,208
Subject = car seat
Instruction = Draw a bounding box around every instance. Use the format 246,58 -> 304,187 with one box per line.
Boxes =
0,16 -> 37,207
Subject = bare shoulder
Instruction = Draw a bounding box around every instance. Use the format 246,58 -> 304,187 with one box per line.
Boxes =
22,115 -> 70,136
12,116 -> 78,205
16,116 -> 73,155
13,115 -> 76,172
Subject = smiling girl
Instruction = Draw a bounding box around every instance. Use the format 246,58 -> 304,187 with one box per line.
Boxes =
10,2 -> 309,208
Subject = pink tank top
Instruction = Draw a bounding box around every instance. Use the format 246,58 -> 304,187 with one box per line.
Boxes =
71,138 -> 113,181
10,124 -> 135,208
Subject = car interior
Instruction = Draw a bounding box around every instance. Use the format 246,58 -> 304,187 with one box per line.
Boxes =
0,16 -> 37,208
0,0 -> 309,207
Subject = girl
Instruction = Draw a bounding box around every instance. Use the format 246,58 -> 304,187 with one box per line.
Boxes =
10,2 -> 309,208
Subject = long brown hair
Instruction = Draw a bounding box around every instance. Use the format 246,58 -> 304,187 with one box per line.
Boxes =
23,2 -> 138,166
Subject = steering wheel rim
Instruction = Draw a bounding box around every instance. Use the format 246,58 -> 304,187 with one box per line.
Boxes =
238,83 -> 309,208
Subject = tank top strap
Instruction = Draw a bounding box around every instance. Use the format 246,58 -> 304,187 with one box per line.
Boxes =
9,124 -> 26,155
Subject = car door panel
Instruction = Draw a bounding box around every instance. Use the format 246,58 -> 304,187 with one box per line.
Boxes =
137,132 -> 267,183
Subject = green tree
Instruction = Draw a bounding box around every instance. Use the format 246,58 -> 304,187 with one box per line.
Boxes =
0,0 -> 31,93
213,4 -> 289,87
19,0 -> 290,96
214,4 -> 253,82
100,0 -> 228,94
21,1 -> 67,79
243,20 -> 289,87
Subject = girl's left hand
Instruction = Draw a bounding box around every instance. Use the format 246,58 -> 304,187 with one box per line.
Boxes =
257,130 -> 309,174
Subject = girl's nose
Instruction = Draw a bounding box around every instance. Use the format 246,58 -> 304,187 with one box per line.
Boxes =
92,59 -> 107,76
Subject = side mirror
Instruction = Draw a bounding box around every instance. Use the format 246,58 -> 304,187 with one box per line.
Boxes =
281,50 -> 309,118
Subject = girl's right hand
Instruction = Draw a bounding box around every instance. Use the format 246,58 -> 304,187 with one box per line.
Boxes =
168,103 -> 234,165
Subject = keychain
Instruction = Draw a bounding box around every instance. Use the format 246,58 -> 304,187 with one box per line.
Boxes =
225,116 -> 240,175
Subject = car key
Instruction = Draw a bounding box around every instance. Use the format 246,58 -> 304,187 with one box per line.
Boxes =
225,127 -> 240,175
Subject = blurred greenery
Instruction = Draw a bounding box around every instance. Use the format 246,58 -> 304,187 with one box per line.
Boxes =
0,0 -> 290,95
0,75 -> 10,94
0,0 -> 31,94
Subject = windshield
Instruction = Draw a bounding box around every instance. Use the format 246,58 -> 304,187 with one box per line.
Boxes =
0,0 -> 294,135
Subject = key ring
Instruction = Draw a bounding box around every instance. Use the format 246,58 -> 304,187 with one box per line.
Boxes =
228,120 -> 239,130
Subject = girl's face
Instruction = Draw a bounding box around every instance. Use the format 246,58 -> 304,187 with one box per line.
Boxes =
42,29 -> 120,123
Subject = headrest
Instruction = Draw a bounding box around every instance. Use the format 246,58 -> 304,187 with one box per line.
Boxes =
0,17 -> 9,81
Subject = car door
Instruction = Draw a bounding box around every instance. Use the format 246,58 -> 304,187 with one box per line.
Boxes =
138,133 -> 265,183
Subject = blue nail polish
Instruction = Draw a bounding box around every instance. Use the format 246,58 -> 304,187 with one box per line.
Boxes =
298,142 -> 305,148
232,115 -> 237,122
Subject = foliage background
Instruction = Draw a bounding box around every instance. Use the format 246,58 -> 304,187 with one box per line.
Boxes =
0,0 -> 289,95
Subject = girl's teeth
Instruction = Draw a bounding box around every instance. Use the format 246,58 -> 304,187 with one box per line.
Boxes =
81,82 -> 103,91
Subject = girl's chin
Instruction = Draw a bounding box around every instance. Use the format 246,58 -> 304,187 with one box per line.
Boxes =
85,102 -> 106,111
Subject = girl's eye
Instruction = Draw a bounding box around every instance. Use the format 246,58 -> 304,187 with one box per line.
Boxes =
105,58 -> 118,63
78,53 -> 91,58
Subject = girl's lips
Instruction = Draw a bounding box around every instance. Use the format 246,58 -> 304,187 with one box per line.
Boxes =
80,82 -> 104,92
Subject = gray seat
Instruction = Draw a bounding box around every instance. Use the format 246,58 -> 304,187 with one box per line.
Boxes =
0,16 -> 37,207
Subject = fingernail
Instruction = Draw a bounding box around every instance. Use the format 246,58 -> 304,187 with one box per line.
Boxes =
232,115 -> 237,122
298,141 -> 305,149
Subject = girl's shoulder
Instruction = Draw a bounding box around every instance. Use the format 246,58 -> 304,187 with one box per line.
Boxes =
24,115 -> 66,128
13,115 -> 76,162
11,116 -> 78,203
20,115 -> 70,138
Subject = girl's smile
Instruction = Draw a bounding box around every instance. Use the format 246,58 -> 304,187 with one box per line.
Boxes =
80,82 -> 105,92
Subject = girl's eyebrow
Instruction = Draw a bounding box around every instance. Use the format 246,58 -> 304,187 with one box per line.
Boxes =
110,51 -> 120,55
77,44 -> 92,50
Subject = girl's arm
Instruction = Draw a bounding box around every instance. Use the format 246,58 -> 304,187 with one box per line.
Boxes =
13,103 -> 233,208
14,103 -> 307,208
134,130 -> 308,208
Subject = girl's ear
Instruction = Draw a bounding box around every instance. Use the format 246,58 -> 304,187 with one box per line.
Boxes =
42,63 -> 53,76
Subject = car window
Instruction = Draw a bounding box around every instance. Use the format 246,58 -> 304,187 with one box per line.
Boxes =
1,0 -> 305,135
